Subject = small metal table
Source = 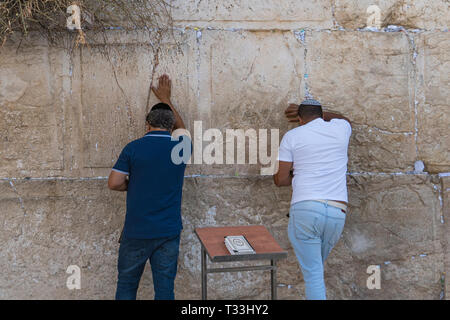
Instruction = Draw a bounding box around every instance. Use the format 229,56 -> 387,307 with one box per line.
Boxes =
194,225 -> 288,300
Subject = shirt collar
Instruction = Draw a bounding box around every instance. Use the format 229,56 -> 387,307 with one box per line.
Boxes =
144,130 -> 171,137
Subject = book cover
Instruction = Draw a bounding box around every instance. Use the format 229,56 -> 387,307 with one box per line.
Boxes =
224,235 -> 256,255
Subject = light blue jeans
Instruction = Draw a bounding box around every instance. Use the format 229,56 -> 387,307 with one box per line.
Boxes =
288,200 -> 346,300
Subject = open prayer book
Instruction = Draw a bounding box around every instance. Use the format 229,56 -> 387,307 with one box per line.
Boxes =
224,235 -> 256,255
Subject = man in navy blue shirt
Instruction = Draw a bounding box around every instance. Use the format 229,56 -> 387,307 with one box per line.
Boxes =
108,74 -> 190,300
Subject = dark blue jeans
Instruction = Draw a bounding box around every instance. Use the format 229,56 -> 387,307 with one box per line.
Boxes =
115,234 -> 180,300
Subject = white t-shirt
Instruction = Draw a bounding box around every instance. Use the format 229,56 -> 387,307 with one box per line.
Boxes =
278,118 -> 352,204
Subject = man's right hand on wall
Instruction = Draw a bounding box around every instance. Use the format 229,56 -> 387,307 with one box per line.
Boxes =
285,104 -> 299,122
152,74 -> 172,104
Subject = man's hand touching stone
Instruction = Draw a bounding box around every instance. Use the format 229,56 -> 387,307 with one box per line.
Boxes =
285,104 -> 299,122
152,74 -> 172,104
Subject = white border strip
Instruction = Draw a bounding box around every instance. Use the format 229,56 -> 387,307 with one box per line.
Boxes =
144,134 -> 171,138
111,168 -> 129,175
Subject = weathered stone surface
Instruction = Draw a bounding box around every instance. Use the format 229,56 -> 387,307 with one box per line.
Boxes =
0,179 -> 126,299
334,0 -> 450,30
307,31 -> 417,172
178,176 -> 293,299
0,174 -> 445,299
2,29 -> 447,178
178,174 -> 445,299
204,31 -> 304,128
415,32 -> 450,173
345,174 -> 442,261
182,30 -> 305,176
171,0 -> 334,29
0,0 -> 448,300
348,125 -> 416,173
442,176 -> 450,299
0,42 -> 63,176
329,174 -> 443,299
326,250 -> 444,299
80,31 -> 197,169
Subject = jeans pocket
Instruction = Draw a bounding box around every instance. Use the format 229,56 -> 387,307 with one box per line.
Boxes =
327,221 -> 345,247
292,212 -> 319,241
117,239 -> 148,271
157,235 -> 180,258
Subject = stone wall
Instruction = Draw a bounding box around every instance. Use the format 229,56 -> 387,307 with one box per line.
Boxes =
0,0 -> 449,299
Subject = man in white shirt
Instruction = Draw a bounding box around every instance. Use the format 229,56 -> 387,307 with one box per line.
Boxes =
274,99 -> 352,300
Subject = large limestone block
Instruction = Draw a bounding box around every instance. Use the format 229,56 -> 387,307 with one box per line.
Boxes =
348,125 -> 416,173
416,32 -> 450,173
442,176 -> 450,299
306,31 -> 416,172
329,174 -> 444,299
0,181 -> 25,242
0,174 -> 445,299
79,31 -> 197,169
171,0 -> 334,29
179,174 -> 443,299
345,174 -> 442,261
0,41 -> 63,176
334,0 -> 450,30
179,176 -> 293,299
326,249 -> 444,299
184,30 -> 305,176
0,179 -> 127,299
202,31 -> 305,130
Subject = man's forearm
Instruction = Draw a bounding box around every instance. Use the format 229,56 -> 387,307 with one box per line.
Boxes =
323,111 -> 351,125
110,180 -> 128,191
274,171 -> 293,187
164,99 -> 185,130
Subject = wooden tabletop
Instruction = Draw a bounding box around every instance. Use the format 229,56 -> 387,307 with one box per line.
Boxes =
195,225 -> 288,262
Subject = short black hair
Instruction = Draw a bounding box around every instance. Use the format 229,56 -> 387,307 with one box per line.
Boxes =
298,103 -> 323,120
151,102 -> 172,111
146,104 -> 175,130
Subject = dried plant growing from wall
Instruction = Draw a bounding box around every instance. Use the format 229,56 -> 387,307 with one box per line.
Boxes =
0,1 -> 180,117
0,0 -> 174,46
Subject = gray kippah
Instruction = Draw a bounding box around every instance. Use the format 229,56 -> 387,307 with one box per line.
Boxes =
300,99 -> 321,106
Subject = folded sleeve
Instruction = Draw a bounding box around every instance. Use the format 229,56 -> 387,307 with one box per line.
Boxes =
277,133 -> 293,162
112,144 -> 131,175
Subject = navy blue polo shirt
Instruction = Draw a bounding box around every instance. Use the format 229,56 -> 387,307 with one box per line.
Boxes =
112,130 -> 190,239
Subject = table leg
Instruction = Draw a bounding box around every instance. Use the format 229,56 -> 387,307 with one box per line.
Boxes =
271,259 -> 277,300
201,246 -> 207,300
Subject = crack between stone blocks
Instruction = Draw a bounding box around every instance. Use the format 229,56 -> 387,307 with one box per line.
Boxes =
284,32 -> 303,98
1,177 -> 109,181
2,172 -> 449,182
242,55 -> 257,82
402,29 -> 420,160
407,184 -> 428,207
357,124 -> 415,136
347,171 -> 432,176
63,49 -> 74,172
195,28 -> 202,104
145,31 -> 163,114
375,252 -> 433,267
432,183 -> 445,224
105,52 -> 133,140
8,180 -> 26,215
292,29 -> 311,99
158,25 -> 446,33
330,0 -> 343,31
7,179 -> 26,240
